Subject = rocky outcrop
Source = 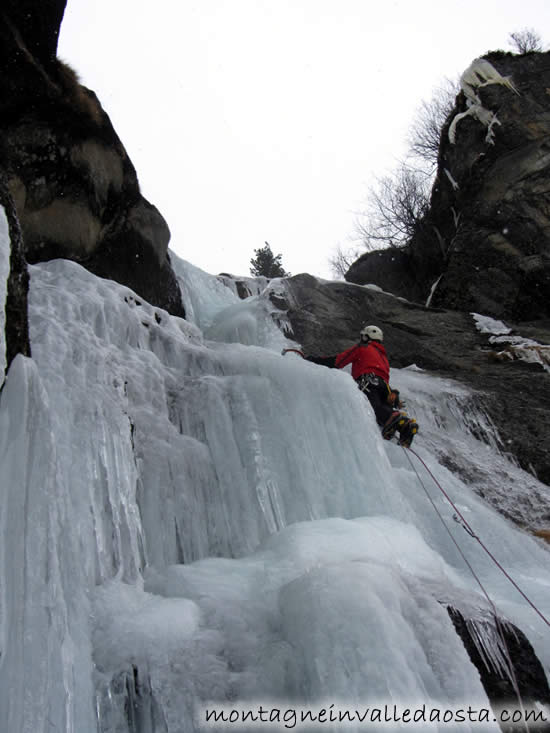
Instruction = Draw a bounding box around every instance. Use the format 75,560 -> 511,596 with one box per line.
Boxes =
0,174 -> 31,374
275,274 -> 550,490
0,0 -> 185,317
347,51 -> 550,322
3,0 -> 66,70
447,608 -> 550,732
345,248 -> 427,303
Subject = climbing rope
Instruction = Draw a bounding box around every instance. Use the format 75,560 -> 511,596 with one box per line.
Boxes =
404,446 -> 550,629
402,446 -> 530,728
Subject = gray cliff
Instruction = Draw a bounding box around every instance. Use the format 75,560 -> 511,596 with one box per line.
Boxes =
347,51 -> 550,323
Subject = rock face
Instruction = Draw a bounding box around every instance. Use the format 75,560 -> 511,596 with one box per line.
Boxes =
0,174 -> 31,373
0,0 -> 185,317
447,607 -> 550,728
276,274 -> 550,491
300,51 -> 550,524
242,271 -> 550,720
347,51 -> 550,322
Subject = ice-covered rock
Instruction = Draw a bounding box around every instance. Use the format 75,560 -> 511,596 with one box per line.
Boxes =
1,256 -> 549,732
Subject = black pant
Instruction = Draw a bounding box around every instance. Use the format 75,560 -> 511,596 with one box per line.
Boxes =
356,374 -> 394,427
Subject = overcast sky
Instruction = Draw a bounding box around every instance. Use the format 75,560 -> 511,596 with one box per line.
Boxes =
58,0 -> 549,279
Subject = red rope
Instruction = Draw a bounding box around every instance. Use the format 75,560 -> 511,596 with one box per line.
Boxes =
406,446 -> 550,629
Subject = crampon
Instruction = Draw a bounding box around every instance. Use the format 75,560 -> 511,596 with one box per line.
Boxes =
382,412 -> 418,448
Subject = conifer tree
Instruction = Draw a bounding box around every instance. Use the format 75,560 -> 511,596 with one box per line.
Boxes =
249,242 -> 289,278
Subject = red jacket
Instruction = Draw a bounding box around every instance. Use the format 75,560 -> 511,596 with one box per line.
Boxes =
334,341 -> 390,382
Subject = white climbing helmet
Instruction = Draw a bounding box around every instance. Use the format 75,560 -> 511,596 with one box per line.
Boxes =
360,325 -> 383,342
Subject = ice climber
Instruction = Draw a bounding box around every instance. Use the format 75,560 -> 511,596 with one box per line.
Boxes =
304,325 -> 419,447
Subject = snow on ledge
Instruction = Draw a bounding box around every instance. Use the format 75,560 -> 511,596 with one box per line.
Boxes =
460,58 -> 519,105
472,313 -> 550,372
449,58 -> 519,146
472,313 -> 512,336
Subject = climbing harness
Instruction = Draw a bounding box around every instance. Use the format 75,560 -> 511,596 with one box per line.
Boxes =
358,376 -> 403,408
356,372 -> 385,394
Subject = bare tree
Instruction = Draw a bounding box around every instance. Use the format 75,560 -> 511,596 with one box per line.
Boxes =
508,28 -> 543,54
354,78 -> 457,254
356,164 -> 431,250
407,78 -> 459,170
328,243 -> 362,278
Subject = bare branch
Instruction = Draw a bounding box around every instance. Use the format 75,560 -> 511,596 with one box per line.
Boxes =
354,77 -> 458,257
407,78 -> 459,170
328,244 -> 362,278
508,28 -> 544,54
355,165 -> 431,250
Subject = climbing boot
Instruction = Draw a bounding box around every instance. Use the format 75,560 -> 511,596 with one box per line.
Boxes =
382,411 -> 408,441
398,418 -> 418,448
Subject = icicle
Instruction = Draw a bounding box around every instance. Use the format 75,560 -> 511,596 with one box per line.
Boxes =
451,207 -> 461,229
482,110 -> 501,145
425,275 -> 443,307
465,618 -> 518,684
96,666 -> 169,733
444,168 -> 459,190
449,109 -> 471,144
448,104 -> 501,145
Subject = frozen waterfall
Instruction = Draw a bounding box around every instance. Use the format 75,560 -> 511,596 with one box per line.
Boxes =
0,236 -> 549,732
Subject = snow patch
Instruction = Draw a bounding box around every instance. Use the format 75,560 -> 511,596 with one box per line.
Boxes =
449,58 -> 519,145
449,105 -> 501,145
472,313 -> 512,336
472,312 -> 550,372
460,58 -> 519,105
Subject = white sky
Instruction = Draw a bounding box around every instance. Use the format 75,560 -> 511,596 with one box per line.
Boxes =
58,0 -> 549,279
